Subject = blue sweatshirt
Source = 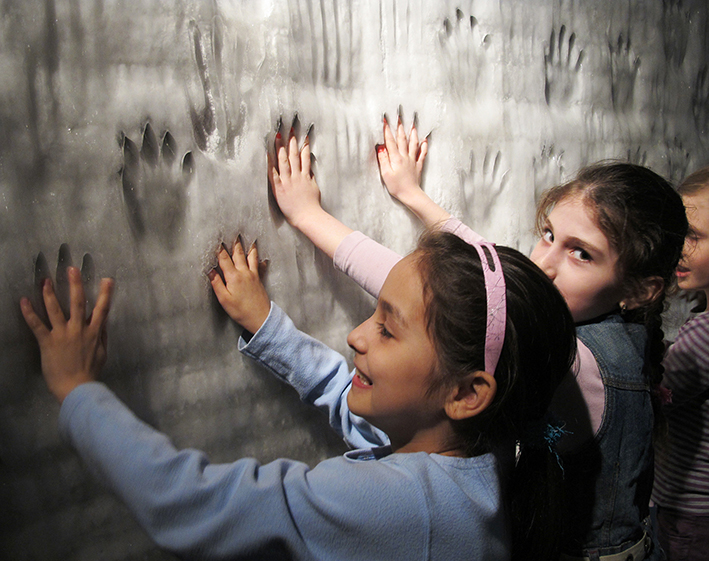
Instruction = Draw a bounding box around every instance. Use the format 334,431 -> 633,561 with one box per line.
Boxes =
59,304 -> 508,560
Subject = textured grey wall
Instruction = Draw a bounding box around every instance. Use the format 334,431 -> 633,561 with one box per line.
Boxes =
1,1 -> 708,559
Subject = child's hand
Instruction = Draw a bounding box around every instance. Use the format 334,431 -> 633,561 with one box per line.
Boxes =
268,131 -> 322,231
20,267 -> 114,404
209,240 -> 271,334
377,117 -> 428,204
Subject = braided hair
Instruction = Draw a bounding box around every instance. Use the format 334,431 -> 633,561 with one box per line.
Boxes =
536,162 -> 688,433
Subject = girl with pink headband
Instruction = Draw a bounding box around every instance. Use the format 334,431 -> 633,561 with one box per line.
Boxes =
268,117 -> 687,561
266,124 -> 582,559
20,142 -> 575,559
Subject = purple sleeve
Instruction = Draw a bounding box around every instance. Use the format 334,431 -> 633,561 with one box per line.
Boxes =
332,218 -> 486,299
333,231 -> 403,298
663,312 -> 709,404
440,217 -> 486,244
551,339 -> 605,453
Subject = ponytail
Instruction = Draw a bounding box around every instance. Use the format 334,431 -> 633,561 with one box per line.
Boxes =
509,443 -> 566,560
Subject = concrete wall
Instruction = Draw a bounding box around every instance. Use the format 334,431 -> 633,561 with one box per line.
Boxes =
1,0 -> 707,558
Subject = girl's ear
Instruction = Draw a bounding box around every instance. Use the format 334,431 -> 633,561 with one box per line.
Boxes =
622,276 -> 664,311
444,371 -> 497,421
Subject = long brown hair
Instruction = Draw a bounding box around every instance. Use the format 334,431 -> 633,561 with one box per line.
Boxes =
536,161 -> 688,431
415,231 -> 577,560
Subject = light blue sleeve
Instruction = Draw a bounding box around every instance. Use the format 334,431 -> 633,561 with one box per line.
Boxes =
239,303 -> 389,449
58,383 -> 426,560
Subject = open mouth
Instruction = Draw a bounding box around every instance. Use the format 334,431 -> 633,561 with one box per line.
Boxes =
352,370 -> 372,388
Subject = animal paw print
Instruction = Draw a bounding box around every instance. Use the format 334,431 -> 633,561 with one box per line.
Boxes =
188,19 -> 246,159
120,123 -> 194,251
31,244 -> 97,324
662,0 -> 690,68
544,25 -> 584,107
438,8 -> 492,98
460,148 -> 509,224
692,65 -> 709,135
609,32 -> 640,111
532,144 -> 565,202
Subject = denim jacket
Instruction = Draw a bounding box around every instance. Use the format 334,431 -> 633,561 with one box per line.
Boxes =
561,314 -> 661,560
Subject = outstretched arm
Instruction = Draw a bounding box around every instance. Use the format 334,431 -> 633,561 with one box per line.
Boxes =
376,116 -> 485,247
20,267 -> 114,403
208,240 -> 388,448
268,131 -> 353,259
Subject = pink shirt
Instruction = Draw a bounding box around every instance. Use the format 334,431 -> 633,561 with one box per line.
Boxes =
333,217 -> 604,451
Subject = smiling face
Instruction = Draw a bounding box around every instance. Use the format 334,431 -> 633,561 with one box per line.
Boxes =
346,254 -> 452,452
530,195 -> 626,323
677,190 -> 709,298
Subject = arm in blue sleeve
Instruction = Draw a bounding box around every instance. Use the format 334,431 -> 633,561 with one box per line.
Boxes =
60,383 -> 313,559
59,384 -> 424,560
239,303 -> 389,449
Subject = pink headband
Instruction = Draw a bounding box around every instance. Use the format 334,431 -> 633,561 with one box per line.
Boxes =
470,243 -> 507,376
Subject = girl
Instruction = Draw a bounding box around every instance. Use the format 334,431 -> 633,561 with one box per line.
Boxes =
21,232 -> 575,559
652,166 -> 709,560
268,117 -> 688,560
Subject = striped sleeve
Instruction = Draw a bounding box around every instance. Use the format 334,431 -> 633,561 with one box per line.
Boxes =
653,312 -> 709,514
663,312 -> 709,404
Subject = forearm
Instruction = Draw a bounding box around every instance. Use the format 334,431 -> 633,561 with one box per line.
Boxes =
291,206 -> 354,260
395,187 -> 451,230
239,303 -> 389,448
59,383 -> 312,558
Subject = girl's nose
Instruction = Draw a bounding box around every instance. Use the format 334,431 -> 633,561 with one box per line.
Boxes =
533,248 -> 557,280
347,319 -> 369,355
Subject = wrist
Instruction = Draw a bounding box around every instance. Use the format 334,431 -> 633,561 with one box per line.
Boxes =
238,301 -> 272,335
289,205 -> 326,233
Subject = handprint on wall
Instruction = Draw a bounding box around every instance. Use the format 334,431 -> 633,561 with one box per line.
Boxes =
532,144 -> 565,202
31,245 -> 97,325
460,148 -> 509,224
609,32 -> 640,111
188,19 -> 247,159
692,65 -> 709,135
662,0 -> 690,68
120,123 -> 194,251
544,25 -> 584,107
288,0 -> 361,88
665,136 -> 692,182
626,146 -> 647,166
438,7 -> 493,98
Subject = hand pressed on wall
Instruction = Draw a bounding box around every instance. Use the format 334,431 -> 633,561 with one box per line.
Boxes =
267,129 -> 322,232
208,239 -> 271,336
376,115 -> 428,204
20,267 -> 114,404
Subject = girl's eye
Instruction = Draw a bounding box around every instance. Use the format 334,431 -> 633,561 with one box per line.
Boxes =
542,229 -> 554,243
378,323 -> 393,339
572,248 -> 592,262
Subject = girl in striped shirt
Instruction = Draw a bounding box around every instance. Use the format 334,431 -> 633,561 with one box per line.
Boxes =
653,166 -> 709,561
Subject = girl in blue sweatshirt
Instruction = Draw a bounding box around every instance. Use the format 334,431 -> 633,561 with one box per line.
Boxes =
21,227 -> 575,560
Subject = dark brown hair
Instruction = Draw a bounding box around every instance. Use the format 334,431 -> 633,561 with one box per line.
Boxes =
536,161 -> 688,431
415,231 -> 577,560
